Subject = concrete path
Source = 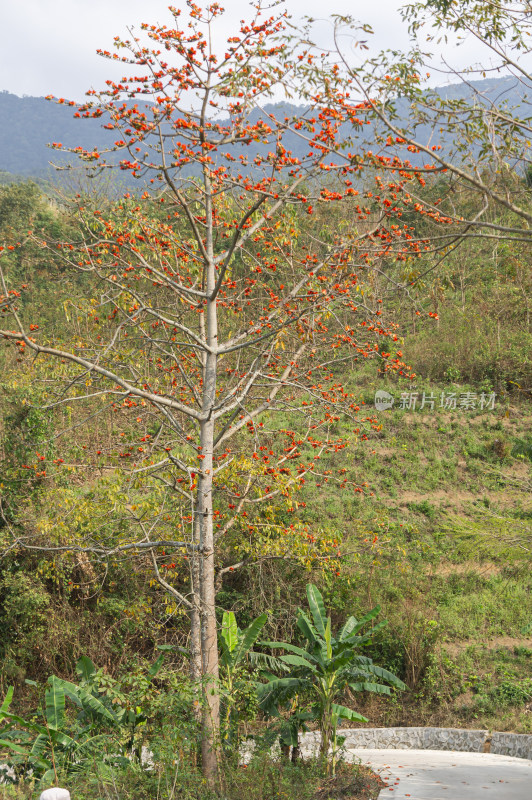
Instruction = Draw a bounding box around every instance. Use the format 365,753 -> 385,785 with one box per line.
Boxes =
347,748 -> 532,799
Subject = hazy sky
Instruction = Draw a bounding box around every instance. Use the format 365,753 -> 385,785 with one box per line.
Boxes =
1,0 -> 491,100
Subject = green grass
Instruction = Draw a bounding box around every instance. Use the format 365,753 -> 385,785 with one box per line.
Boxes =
291,364 -> 532,730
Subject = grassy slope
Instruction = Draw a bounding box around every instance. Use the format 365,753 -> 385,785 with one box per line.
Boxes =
296,363 -> 532,733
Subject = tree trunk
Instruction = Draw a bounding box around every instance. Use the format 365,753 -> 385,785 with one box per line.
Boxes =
280,743 -> 291,760
198,170 -> 221,780
190,514 -> 203,681
319,711 -> 332,773
189,527 -> 203,754
197,417 -> 220,780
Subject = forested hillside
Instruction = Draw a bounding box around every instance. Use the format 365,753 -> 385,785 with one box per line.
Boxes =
0,2 -> 531,799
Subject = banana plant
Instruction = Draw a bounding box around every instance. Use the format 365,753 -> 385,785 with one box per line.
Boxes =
0,675 -> 121,786
0,653 -> 164,786
219,610 -> 284,750
258,584 -> 406,775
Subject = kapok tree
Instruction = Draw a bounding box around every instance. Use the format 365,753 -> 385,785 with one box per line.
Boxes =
0,2 -> 452,777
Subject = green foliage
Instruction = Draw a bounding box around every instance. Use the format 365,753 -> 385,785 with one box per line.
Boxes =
512,437 -> 532,462
219,610 -> 271,751
407,499 -> 436,520
0,571 -> 50,643
437,511 -> 532,568
0,654 -> 165,788
0,386 -> 54,515
405,308 -> 532,389
369,601 -> 440,691
488,679 -> 532,709
464,654 -> 532,715
259,584 -> 405,775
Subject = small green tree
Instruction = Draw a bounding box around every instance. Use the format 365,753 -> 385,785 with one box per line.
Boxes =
219,610 -> 269,750
259,584 -> 405,775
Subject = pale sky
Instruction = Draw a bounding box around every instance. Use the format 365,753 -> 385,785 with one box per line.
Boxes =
0,0 -> 498,100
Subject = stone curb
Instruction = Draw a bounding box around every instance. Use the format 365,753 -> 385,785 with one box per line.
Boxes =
297,727 -> 532,760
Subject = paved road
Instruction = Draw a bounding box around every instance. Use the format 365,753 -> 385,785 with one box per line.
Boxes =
347,748 -> 532,799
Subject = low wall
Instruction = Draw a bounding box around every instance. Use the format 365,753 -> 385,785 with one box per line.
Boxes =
317,728 -> 532,760
490,731 -> 532,760
340,727 -> 488,753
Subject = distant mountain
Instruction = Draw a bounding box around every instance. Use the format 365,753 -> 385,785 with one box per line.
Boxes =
437,75 -> 531,104
0,91 -> 307,184
0,91 -> 115,178
0,77 -> 530,183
